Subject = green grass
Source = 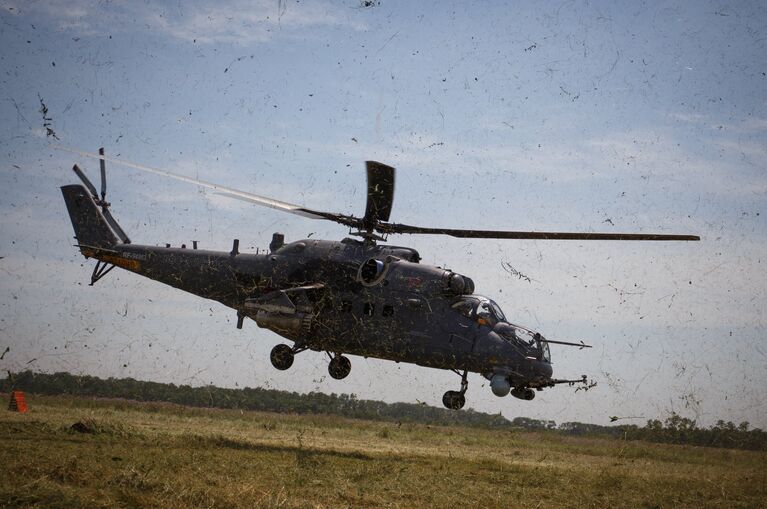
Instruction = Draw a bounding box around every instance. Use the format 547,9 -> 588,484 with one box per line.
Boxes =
1,394 -> 765,508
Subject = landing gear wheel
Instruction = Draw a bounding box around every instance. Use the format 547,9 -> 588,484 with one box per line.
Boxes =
270,344 -> 294,370
328,355 -> 351,380
442,390 -> 466,410
442,369 -> 469,410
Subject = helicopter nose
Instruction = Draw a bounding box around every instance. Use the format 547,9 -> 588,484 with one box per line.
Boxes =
537,361 -> 553,378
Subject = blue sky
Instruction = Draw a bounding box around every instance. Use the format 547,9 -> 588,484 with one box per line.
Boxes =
1,1 -> 766,427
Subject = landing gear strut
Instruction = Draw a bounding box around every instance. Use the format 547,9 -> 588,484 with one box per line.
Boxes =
442,369 -> 468,410
327,353 -> 351,380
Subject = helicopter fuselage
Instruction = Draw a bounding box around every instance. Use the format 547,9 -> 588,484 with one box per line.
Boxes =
68,133 -> 682,410
78,234 -> 554,390
59,148 -> 697,408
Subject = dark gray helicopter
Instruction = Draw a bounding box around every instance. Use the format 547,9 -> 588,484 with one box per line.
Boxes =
60,148 -> 699,409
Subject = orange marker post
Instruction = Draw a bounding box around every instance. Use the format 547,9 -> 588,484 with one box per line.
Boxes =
8,391 -> 28,413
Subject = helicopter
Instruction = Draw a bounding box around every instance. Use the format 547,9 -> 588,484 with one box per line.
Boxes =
60,147 -> 699,409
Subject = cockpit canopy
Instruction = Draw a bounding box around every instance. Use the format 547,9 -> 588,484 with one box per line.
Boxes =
451,295 -> 506,326
495,323 -> 551,363
450,295 -> 551,362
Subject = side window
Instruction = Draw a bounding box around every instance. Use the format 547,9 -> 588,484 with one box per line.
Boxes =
382,304 -> 394,317
363,302 -> 375,316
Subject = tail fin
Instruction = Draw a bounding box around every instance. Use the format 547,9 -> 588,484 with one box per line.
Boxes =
61,184 -> 121,249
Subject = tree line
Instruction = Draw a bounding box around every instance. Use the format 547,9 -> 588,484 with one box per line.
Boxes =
1,371 -> 509,428
2,371 -> 764,451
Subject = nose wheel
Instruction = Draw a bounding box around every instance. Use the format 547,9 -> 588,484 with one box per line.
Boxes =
328,353 -> 352,380
442,369 -> 469,410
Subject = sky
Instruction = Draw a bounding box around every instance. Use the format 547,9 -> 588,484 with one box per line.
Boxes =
1,0 -> 765,428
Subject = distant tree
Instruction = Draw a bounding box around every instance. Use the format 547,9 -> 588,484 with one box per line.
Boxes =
511,417 -> 551,430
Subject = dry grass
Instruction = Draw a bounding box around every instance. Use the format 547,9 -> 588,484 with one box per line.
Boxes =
1,394 -> 765,508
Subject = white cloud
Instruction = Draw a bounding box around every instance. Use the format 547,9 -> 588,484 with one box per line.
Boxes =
290,124 -> 767,198
668,112 -> 707,124
669,111 -> 767,134
19,0 -> 367,45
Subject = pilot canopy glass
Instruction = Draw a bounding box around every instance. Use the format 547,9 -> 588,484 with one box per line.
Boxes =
500,324 -> 552,363
451,296 -> 551,362
450,296 -> 507,325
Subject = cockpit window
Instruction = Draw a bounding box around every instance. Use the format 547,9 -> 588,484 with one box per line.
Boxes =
451,298 -> 477,318
452,296 -> 508,326
488,300 -> 507,322
476,301 -> 494,325
499,325 -> 552,363
539,339 -> 551,362
478,297 -> 507,326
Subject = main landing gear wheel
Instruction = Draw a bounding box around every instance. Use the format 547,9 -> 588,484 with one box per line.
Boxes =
270,344 -> 294,370
442,369 -> 469,410
328,354 -> 351,380
442,390 -> 465,410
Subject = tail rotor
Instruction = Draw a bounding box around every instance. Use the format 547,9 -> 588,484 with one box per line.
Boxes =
71,147 -> 131,244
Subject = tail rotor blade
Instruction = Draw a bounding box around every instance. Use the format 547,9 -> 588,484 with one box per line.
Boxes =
72,164 -> 99,198
102,208 -> 131,244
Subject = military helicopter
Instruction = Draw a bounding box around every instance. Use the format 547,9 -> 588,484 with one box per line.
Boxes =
60,147 -> 699,409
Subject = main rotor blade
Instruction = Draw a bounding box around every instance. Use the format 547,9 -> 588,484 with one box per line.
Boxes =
376,222 -> 700,241
55,145 -> 352,224
214,191 -> 361,228
363,161 -> 395,230
58,146 -> 700,242
99,147 -> 107,200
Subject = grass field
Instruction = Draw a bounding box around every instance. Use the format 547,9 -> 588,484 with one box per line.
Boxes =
1,394 -> 765,508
